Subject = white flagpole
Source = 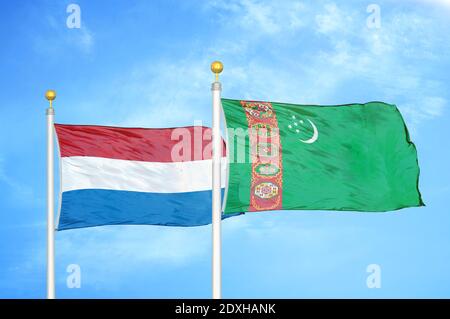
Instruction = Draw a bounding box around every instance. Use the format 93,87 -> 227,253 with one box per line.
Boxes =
45,90 -> 56,299
211,61 -> 223,299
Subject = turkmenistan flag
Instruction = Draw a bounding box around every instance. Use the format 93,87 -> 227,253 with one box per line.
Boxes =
221,99 -> 423,214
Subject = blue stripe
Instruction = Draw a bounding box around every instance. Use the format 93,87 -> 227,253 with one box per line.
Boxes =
58,189 -> 240,231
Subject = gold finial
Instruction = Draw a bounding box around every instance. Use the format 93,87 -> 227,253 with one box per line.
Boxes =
211,61 -> 223,82
45,90 -> 56,108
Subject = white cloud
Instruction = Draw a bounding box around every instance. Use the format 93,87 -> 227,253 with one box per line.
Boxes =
119,3 -> 446,137
402,96 -> 447,128
33,14 -> 94,56
418,0 -> 450,8
74,1 -> 449,139
0,156 -> 37,207
118,58 -> 213,127
315,3 -> 352,35
206,0 -> 306,36
57,226 -> 210,267
309,3 -> 448,131
53,216 -> 253,288
424,97 -> 447,117
75,27 -> 94,53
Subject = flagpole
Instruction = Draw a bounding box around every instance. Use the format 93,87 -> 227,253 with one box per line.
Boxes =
211,61 -> 223,299
45,90 -> 56,299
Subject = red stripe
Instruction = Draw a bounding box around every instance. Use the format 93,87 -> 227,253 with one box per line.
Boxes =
55,124 -> 226,162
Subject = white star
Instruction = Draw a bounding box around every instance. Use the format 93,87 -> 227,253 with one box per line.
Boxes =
288,124 -> 292,129
292,115 -> 296,119
293,122 -> 298,126
295,129 -> 300,133
300,120 -> 304,124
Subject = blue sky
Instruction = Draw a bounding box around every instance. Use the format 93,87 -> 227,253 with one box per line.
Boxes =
1,0 -> 450,298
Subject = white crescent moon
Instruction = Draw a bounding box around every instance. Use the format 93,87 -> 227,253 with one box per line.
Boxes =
300,119 -> 318,144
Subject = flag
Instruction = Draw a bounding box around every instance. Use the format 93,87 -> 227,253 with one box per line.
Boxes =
221,99 -> 424,214
55,124 -> 230,230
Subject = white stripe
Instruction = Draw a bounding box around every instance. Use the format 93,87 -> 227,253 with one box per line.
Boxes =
61,156 -> 227,193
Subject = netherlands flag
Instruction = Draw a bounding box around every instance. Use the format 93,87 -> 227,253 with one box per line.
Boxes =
54,124 -> 232,230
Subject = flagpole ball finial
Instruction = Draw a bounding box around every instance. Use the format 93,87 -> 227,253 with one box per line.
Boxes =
45,90 -> 56,102
45,90 -> 56,109
211,61 -> 223,81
